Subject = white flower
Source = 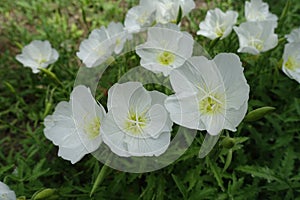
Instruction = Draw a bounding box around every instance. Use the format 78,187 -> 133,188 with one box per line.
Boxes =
76,27 -> 115,68
155,0 -> 195,24
136,23 -> 194,76
0,181 -> 16,200
101,82 -> 173,157
282,42 -> 300,83
124,1 -> 157,33
233,21 -> 278,55
245,0 -> 278,22
106,22 -> 129,54
197,8 -> 238,40
165,53 -> 249,135
16,40 -> 59,73
44,85 -> 106,164
285,27 -> 300,43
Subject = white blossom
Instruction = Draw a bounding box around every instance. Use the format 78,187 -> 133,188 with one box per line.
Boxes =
44,85 -> 106,164
233,21 -> 278,55
282,42 -> 300,83
101,82 -> 173,157
16,40 -> 59,73
136,23 -> 193,76
165,53 -> 249,135
197,8 -> 238,40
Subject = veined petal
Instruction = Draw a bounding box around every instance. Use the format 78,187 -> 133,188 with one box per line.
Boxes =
213,53 -> 250,109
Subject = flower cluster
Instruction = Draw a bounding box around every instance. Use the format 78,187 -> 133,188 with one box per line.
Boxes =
197,0 -> 278,55
14,0 -> 299,167
234,0 -> 278,55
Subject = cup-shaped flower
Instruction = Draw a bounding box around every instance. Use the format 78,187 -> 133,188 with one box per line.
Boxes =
76,27 -> 115,68
0,181 -> 16,200
282,42 -> 300,83
16,40 -> 59,73
155,0 -> 195,24
44,85 -> 106,164
245,0 -> 278,22
233,21 -> 278,55
136,23 -> 194,76
285,27 -> 300,43
124,1 -> 157,33
165,53 -> 250,135
197,8 -> 238,40
101,82 -> 173,157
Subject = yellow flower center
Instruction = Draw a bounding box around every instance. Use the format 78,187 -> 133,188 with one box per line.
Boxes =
215,25 -> 224,37
249,38 -> 263,51
124,111 -> 147,135
84,117 -> 101,139
157,51 -> 175,66
284,56 -> 298,71
199,95 -> 223,114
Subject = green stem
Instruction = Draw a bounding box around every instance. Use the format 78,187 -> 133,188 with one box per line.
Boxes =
38,67 -> 63,86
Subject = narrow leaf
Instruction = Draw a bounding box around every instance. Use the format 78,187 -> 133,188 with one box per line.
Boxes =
171,174 -> 188,199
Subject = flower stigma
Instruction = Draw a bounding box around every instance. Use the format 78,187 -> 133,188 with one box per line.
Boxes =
199,94 -> 224,114
125,110 -> 148,135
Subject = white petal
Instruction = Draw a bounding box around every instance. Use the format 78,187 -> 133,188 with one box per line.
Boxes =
224,101 -> 248,131
101,110 -> 130,157
213,53 -> 250,109
125,132 -> 170,156
165,93 -> 204,130
143,104 -> 168,138
107,82 -> 143,110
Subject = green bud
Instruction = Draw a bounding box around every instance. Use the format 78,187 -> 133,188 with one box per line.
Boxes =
220,137 -> 235,149
32,188 -> 57,200
244,106 -> 276,122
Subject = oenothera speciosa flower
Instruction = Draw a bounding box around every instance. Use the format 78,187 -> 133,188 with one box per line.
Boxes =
44,85 -> 106,164
233,21 -> 278,55
101,82 -> 173,157
197,8 -> 238,40
105,22 -> 130,54
165,53 -> 250,135
0,181 -> 16,200
285,27 -> 300,43
245,0 -> 278,22
16,40 -> 59,73
77,21 -> 129,68
136,23 -> 193,76
282,42 -> 300,83
155,0 -> 195,24
124,0 -> 157,33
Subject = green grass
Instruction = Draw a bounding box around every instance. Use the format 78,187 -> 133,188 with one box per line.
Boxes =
0,0 -> 300,199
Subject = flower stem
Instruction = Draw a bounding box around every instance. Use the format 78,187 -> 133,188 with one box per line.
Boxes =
38,67 -> 63,86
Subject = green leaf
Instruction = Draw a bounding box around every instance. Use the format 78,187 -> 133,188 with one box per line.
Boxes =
236,165 -> 284,184
90,164 -> 109,197
223,149 -> 232,172
244,106 -> 276,122
171,174 -> 188,199
206,157 -> 225,191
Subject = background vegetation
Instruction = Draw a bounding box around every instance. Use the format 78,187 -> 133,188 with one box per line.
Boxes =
0,0 -> 299,199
